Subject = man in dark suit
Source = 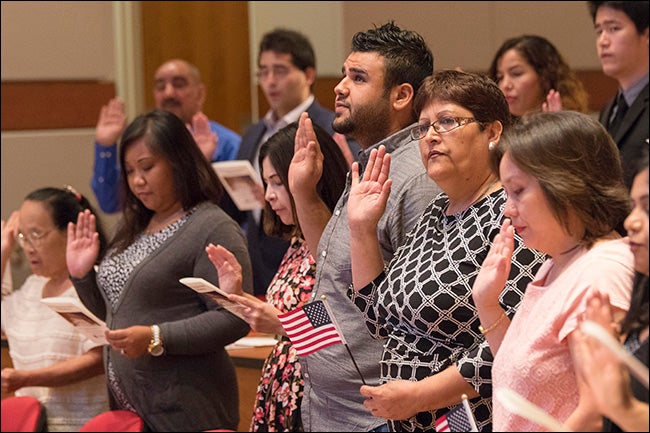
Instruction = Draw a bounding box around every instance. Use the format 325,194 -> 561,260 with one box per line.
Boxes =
234,28 -> 360,296
588,1 -> 648,189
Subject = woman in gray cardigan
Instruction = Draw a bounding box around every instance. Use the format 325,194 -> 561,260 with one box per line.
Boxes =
66,110 -> 253,431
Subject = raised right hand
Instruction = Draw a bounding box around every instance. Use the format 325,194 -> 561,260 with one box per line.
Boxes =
96,97 -> 127,146
187,111 -> 217,161
471,218 -> 514,309
542,89 -> 563,112
205,243 -> 244,296
66,209 -> 100,279
288,112 -> 323,198
347,145 -> 392,232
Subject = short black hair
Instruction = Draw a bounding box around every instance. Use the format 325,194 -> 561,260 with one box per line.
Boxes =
351,21 -> 433,94
587,1 -> 649,33
258,28 -> 316,71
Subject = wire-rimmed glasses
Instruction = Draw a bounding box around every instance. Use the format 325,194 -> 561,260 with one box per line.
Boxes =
410,117 -> 479,141
16,229 -> 53,249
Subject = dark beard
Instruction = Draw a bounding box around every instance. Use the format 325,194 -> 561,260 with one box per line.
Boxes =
333,99 -> 391,147
332,115 -> 354,135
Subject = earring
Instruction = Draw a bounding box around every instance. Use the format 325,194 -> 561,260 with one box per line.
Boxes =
488,141 -> 495,151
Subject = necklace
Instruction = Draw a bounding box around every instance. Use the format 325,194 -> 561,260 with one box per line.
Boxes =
546,243 -> 583,285
145,209 -> 186,234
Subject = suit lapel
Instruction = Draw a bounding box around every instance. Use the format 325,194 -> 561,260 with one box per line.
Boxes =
614,84 -> 649,142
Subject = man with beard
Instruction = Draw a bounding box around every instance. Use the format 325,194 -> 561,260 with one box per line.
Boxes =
287,22 -> 441,432
90,59 -> 241,214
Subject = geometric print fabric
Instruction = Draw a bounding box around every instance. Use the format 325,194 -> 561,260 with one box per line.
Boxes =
351,190 -> 545,431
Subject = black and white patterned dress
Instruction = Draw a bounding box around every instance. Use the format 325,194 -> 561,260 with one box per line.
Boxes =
350,189 -> 545,432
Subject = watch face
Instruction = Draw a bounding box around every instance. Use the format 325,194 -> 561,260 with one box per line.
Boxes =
150,343 -> 164,357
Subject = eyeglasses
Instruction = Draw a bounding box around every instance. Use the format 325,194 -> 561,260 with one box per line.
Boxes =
410,117 -> 479,140
256,65 -> 292,80
16,229 -> 53,249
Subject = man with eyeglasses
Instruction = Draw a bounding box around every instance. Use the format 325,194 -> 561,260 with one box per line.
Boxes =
90,59 -> 242,214
232,28 -> 361,297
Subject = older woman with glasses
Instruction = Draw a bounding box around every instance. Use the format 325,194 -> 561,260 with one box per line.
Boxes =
1,186 -> 109,431
346,70 -> 547,431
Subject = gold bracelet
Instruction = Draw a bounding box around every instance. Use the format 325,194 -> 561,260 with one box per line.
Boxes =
478,311 -> 508,335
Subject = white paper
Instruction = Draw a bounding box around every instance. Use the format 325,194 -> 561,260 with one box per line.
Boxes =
212,160 -> 264,211
494,388 -> 569,432
226,335 -> 278,350
41,297 -> 108,345
179,277 -> 247,320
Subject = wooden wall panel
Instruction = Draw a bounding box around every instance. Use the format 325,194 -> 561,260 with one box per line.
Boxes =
1,81 -> 115,131
141,1 -> 251,135
0,71 -> 615,133
259,71 -> 618,117
575,70 -> 619,113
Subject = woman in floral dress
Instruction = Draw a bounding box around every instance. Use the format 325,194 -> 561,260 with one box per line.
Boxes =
207,121 -> 349,431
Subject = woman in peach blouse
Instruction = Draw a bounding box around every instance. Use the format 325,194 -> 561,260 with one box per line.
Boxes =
472,111 -> 634,431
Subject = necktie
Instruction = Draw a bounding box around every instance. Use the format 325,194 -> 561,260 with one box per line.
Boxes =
608,93 -> 628,137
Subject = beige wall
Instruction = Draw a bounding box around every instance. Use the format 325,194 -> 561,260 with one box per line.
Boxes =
1,1 -> 115,80
2,1 -> 603,224
1,1 -> 121,232
249,1 -> 600,74
341,1 -> 599,71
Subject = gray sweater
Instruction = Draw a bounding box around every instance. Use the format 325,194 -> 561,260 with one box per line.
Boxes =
72,202 -> 252,431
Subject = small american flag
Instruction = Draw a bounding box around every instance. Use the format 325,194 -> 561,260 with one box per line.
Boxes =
277,299 -> 345,356
435,404 -> 474,432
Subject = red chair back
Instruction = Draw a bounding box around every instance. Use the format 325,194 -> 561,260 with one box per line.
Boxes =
78,410 -> 144,432
1,396 -> 47,432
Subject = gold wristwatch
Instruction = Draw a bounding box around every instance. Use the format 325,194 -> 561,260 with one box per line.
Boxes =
147,324 -> 164,357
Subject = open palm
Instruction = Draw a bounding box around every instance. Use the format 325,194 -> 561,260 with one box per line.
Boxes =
205,243 -> 244,296
66,210 -> 100,279
471,218 -> 514,307
348,145 -> 392,230
288,112 -> 323,194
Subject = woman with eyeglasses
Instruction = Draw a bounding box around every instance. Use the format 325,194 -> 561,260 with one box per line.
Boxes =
345,70 -> 546,431
1,187 -> 109,431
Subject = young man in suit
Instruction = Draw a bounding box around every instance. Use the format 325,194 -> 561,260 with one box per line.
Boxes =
588,1 -> 649,189
236,28 -> 360,296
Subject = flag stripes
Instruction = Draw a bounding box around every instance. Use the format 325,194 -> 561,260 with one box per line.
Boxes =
278,300 -> 344,356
